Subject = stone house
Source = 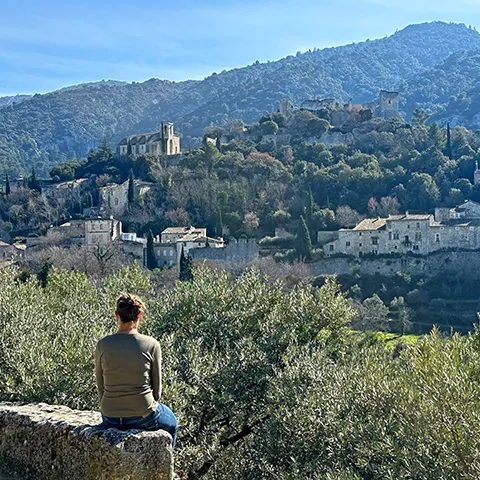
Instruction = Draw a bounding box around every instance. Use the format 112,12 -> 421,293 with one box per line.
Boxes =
99,180 -> 152,217
324,208 -> 480,257
47,218 -> 122,247
41,178 -> 90,201
154,243 -> 177,269
160,226 -> 207,244
159,226 -> 224,265
118,122 -> 180,156
435,200 -> 480,222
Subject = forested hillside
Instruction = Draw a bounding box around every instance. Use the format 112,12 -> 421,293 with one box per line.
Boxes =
1,21 -> 480,177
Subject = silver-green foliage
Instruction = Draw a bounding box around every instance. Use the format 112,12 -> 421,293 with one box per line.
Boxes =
2,265 -> 480,479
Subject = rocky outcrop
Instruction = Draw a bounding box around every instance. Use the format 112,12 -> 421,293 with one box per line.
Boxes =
0,403 -> 173,480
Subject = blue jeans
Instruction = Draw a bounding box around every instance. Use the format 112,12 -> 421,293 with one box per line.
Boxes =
102,403 -> 178,448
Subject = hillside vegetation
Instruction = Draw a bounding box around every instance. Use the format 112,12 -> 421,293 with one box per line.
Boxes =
2,22 -> 480,177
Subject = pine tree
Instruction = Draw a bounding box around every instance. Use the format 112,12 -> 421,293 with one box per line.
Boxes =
446,123 -> 453,160
179,247 -> 194,281
128,169 -> 135,206
295,216 -> 312,260
4,174 -> 10,195
146,230 -> 157,270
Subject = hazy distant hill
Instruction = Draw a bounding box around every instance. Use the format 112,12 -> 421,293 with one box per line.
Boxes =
2,21 -> 480,177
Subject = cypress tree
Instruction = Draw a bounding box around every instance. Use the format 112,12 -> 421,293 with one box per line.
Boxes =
216,136 -> 222,151
216,209 -> 224,237
37,261 -> 53,288
5,174 -> 10,195
446,123 -> 453,160
28,167 -> 40,191
146,230 -> 156,270
305,189 -> 313,227
179,247 -> 194,282
128,169 -> 135,205
295,215 -> 312,260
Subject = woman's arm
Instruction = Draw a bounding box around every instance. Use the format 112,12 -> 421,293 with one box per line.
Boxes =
94,343 -> 104,405
151,341 -> 162,401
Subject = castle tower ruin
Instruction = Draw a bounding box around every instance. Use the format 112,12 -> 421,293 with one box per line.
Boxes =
379,90 -> 399,119
474,160 -> 480,186
279,99 -> 294,117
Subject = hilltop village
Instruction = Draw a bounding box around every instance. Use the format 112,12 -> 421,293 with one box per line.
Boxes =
2,87 -> 480,335
0,90 -> 478,271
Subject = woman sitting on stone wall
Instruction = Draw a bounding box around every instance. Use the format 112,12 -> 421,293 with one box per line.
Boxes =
95,294 -> 177,447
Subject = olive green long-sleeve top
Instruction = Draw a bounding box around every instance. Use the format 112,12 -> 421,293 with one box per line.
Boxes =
95,333 -> 162,418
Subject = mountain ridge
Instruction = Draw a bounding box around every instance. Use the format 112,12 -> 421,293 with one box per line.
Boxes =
1,21 -> 480,177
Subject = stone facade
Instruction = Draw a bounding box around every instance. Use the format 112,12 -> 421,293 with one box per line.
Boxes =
279,99 -> 294,116
158,226 -> 225,265
47,218 -> 122,247
99,180 -> 152,217
154,243 -> 177,269
435,200 -> 480,222
160,226 -> 207,244
41,178 -> 90,202
190,238 -> 259,264
379,90 -> 400,119
324,209 -> 480,257
301,98 -> 337,112
0,402 -> 173,480
118,122 -> 180,156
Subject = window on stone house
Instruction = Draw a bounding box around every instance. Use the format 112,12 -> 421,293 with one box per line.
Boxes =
416,222 -> 420,229
393,233 -> 399,240
169,250 -> 173,256
115,198 -> 119,205
329,245 -> 334,251
163,250 -> 167,256
415,232 -> 421,241
436,234 -> 440,242
346,242 -> 350,247
388,232 -> 392,240
359,232 -> 362,236
359,243 -> 362,247
372,237 -> 378,245
372,250 -> 378,254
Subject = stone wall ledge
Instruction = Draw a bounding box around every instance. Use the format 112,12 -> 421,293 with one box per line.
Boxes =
0,402 -> 173,480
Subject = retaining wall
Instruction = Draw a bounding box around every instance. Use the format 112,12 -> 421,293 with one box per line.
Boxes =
309,251 -> 480,278
0,403 -> 173,480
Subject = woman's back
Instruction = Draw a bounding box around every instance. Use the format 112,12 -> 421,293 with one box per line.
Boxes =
95,332 -> 162,418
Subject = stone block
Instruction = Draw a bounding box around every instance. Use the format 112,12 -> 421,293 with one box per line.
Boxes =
0,402 -> 173,480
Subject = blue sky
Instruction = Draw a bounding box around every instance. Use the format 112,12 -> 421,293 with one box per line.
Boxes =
1,0 -> 480,96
